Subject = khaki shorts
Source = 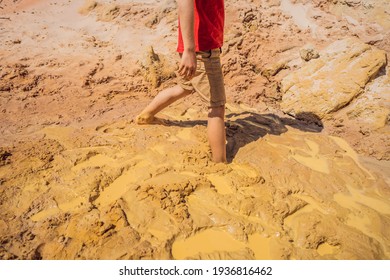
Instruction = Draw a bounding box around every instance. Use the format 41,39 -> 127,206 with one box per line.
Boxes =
178,49 -> 226,107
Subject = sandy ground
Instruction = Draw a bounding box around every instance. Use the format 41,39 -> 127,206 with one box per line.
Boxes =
0,0 -> 389,259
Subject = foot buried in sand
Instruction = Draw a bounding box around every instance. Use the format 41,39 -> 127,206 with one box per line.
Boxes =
135,114 -> 170,126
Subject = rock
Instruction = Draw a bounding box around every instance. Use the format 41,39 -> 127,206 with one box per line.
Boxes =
343,14 -> 360,26
97,4 -> 120,22
361,0 -> 374,9
78,0 -> 98,15
280,37 -> 387,119
345,75 -> 390,129
79,1 -> 120,22
299,44 -> 320,61
262,59 -> 290,79
341,0 -> 361,7
361,33 -> 384,46
0,148 -> 12,166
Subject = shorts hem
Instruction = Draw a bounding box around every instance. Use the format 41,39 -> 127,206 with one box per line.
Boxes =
178,82 -> 193,92
209,101 -> 226,108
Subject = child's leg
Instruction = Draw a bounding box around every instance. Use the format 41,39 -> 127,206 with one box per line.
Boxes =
208,105 -> 226,163
136,85 -> 191,124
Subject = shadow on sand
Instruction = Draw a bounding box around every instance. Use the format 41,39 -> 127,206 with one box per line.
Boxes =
166,111 -> 323,163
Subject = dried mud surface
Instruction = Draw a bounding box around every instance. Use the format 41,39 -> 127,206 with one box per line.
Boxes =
0,0 -> 389,259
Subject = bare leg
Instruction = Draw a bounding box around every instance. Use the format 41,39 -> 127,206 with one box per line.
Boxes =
208,106 -> 226,163
136,85 -> 191,124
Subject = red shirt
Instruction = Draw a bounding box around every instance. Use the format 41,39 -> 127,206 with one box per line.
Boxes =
177,0 -> 225,53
